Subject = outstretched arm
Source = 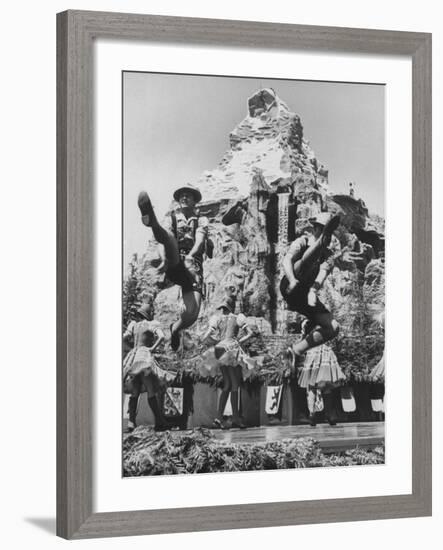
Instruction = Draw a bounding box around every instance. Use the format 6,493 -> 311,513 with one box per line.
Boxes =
187,230 -> 206,258
123,321 -> 135,344
187,217 -> 209,259
237,314 -> 254,345
238,324 -> 254,345
315,249 -> 335,289
307,255 -> 333,306
202,313 -> 221,344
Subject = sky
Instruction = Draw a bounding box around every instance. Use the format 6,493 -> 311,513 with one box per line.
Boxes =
123,72 -> 385,266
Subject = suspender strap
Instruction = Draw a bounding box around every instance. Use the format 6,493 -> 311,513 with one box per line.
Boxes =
171,211 -> 199,240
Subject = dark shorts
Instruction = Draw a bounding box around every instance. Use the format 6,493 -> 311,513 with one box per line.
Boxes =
280,277 -> 330,320
166,257 -> 203,294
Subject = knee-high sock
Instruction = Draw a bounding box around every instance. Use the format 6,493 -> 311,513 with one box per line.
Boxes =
218,390 -> 230,419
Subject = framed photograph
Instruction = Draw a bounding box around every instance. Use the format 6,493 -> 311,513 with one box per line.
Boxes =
57,10 -> 431,539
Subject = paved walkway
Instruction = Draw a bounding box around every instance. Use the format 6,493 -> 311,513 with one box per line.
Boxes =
210,422 -> 384,453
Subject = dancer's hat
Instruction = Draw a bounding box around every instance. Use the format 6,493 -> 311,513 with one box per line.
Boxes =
310,212 -> 341,235
137,304 -> 152,321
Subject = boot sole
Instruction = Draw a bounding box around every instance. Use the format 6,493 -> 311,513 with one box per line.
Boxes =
138,191 -> 154,226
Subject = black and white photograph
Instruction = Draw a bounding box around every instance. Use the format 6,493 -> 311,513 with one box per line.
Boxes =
122,72 -> 386,477
1,0 -> 438,545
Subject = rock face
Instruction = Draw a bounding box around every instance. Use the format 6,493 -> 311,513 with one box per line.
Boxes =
127,88 -> 385,371
196,88 -> 321,204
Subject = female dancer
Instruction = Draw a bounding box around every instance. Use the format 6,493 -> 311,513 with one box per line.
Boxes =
297,320 -> 346,426
123,304 -> 175,432
200,296 -> 256,429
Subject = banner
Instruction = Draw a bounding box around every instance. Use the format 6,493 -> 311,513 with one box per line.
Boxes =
307,388 -> 324,414
340,386 -> 356,413
163,387 -> 184,416
265,385 -> 283,415
371,398 -> 384,412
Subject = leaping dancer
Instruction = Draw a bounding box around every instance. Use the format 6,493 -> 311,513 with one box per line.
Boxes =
138,184 -> 208,351
280,212 -> 341,364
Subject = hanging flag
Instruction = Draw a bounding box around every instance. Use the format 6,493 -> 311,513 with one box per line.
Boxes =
265,385 -> 283,414
307,388 -> 324,414
340,386 -> 356,412
371,398 -> 383,412
163,387 -> 184,416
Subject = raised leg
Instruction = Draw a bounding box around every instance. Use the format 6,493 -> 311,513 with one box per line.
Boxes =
293,214 -> 340,278
138,191 -> 180,267
294,236 -> 327,278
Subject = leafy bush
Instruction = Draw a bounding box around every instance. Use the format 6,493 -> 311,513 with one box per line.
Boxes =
123,427 -> 384,477
331,334 -> 384,382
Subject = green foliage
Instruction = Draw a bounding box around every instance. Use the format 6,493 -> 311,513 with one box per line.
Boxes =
123,427 -> 385,476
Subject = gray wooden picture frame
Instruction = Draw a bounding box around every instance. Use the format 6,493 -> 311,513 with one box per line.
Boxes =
57,10 -> 432,540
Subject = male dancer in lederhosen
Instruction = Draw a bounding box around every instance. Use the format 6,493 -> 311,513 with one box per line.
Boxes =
138,184 -> 208,351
